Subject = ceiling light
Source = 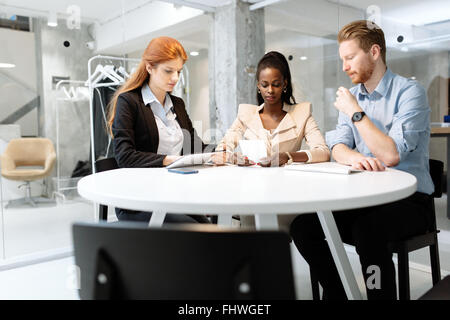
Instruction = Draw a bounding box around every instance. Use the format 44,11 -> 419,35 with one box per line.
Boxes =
190,51 -> 199,56
410,76 -> 416,80
300,56 -> 308,61
48,11 -> 57,27
0,63 -> 15,68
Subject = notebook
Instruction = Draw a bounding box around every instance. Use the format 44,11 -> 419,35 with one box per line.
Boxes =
285,162 -> 363,175
166,153 -> 217,169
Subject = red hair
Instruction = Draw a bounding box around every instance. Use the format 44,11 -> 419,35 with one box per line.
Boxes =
107,37 -> 188,137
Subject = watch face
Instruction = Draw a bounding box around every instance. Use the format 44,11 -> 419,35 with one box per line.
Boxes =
352,112 -> 363,122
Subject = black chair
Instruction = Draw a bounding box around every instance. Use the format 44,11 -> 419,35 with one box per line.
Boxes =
94,157 -> 119,222
419,275 -> 450,300
72,222 -> 296,300
310,159 -> 442,300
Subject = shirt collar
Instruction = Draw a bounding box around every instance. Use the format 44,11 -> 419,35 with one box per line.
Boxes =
141,83 -> 173,112
257,102 -> 291,112
358,68 -> 393,98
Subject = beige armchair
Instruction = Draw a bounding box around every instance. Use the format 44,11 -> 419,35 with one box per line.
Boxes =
1,138 -> 56,207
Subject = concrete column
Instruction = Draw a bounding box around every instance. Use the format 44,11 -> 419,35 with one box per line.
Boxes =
209,0 -> 265,140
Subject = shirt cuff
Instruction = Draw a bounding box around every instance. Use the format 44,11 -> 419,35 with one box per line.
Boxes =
299,149 -> 312,163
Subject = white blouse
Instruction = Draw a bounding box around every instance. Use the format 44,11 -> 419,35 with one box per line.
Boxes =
141,84 -> 184,156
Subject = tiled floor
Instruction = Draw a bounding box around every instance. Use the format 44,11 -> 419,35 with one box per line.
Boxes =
0,244 -> 446,300
0,195 -> 449,300
0,198 -> 97,258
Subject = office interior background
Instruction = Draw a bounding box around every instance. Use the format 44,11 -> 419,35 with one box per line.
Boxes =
0,0 -> 449,299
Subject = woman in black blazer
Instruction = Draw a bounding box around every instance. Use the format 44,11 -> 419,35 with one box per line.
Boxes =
107,36 -> 211,223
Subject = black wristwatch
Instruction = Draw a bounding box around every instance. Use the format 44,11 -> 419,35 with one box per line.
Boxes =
351,111 -> 366,122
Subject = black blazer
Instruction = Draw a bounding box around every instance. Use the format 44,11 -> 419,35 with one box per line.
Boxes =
112,87 -> 209,168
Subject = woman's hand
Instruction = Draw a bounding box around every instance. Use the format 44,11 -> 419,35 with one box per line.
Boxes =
259,152 -> 289,167
233,152 -> 255,166
210,146 -> 254,166
163,155 -> 181,166
210,146 -> 232,166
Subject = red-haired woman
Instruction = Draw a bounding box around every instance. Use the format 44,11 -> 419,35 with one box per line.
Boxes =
107,36 -> 210,223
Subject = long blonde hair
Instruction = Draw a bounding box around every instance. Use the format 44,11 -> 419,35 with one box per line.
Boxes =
107,36 -> 188,137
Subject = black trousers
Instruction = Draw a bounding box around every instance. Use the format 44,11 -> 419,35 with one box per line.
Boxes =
289,192 -> 433,300
115,208 -> 211,224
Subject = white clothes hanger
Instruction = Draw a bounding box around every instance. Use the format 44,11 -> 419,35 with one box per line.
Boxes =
117,66 -> 130,78
85,64 -> 104,86
91,66 -> 121,86
103,64 -> 125,82
62,86 -> 78,99
86,64 -> 122,86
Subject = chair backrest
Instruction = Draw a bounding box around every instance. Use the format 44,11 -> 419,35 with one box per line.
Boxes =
429,159 -> 443,198
95,157 -> 118,173
4,138 -> 55,166
72,222 -> 296,300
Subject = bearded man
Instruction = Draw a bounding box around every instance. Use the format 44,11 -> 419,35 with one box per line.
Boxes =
290,20 -> 434,300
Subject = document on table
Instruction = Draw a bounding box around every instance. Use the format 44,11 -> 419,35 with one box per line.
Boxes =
285,162 -> 363,175
238,140 -> 267,163
166,153 -> 217,169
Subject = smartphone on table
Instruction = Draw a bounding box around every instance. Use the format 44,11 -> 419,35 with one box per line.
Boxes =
168,168 -> 199,174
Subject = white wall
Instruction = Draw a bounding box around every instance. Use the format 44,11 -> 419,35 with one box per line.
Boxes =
94,1 -> 203,55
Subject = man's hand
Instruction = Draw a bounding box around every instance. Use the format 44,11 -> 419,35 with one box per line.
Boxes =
259,152 -> 289,167
334,87 -> 362,117
350,155 -> 385,171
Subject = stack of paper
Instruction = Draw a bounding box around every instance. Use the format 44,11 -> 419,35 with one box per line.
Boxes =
166,153 -> 216,169
285,162 -> 362,175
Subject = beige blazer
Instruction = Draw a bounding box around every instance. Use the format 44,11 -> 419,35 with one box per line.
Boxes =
216,102 -> 330,163
216,102 -> 330,231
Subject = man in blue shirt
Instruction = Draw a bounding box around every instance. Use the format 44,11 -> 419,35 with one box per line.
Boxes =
290,20 -> 434,300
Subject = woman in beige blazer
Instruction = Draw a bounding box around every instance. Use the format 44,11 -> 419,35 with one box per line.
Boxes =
213,51 -> 330,230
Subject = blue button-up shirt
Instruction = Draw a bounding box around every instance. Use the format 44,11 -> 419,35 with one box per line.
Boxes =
326,69 -> 434,194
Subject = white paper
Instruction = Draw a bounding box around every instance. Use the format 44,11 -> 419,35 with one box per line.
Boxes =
166,152 -> 216,169
238,140 -> 267,163
286,162 -> 363,175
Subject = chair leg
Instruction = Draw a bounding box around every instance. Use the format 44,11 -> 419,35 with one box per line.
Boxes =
210,215 -> 218,224
25,183 -> 37,207
430,239 -> 441,285
397,249 -> 410,300
99,204 -> 108,221
310,268 -> 321,300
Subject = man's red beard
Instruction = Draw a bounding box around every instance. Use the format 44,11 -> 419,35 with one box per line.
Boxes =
347,60 -> 375,84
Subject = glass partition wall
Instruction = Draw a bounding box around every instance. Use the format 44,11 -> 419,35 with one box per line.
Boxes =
0,1 -> 133,264
0,0 -> 448,268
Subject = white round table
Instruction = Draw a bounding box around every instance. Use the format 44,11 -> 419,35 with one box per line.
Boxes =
78,164 -> 417,300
